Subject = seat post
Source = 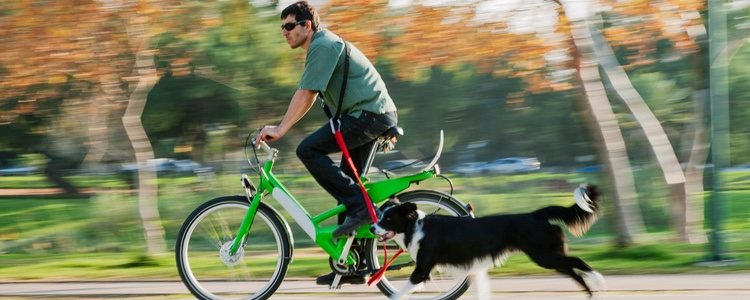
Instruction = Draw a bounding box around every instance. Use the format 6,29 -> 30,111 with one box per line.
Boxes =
361,139 -> 382,178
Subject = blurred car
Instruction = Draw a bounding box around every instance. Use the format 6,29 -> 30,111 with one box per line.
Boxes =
450,162 -> 488,176
0,165 -> 39,176
376,159 -> 426,173
485,157 -> 541,174
575,165 -> 602,173
725,163 -> 750,172
121,158 -> 213,174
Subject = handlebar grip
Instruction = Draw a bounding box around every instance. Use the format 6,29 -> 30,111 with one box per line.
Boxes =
251,137 -> 269,150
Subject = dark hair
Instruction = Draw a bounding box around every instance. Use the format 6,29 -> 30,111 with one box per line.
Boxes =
281,1 -> 320,32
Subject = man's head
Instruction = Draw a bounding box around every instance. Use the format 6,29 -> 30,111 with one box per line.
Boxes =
280,1 -> 320,49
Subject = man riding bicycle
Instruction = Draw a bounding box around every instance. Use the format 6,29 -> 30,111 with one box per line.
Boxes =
257,1 -> 398,286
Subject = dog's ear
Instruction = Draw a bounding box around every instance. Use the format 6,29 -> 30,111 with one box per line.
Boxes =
400,202 -> 419,220
401,202 -> 417,212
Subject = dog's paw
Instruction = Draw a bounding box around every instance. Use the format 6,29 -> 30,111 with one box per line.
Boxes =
584,271 -> 606,291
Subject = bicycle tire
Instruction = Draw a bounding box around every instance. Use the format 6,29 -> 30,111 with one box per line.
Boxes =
365,190 -> 472,300
176,196 -> 292,300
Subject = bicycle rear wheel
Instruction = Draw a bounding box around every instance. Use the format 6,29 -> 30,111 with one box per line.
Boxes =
176,196 -> 292,300
365,190 -> 472,300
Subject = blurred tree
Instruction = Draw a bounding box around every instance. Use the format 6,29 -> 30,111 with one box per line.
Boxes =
0,1 -> 108,194
599,0 -> 710,243
725,6 -> 750,164
0,0 -> 228,255
557,2 -> 645,246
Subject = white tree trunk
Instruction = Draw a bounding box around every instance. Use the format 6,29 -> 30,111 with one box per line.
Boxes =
587,22 -> 706,242
679,89 -> 710,244
569,19 -> 646,246
122,37 -> 165,256
589,25 -> 685,185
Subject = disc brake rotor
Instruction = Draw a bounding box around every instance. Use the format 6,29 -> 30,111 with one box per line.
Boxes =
219,240 -> 245,266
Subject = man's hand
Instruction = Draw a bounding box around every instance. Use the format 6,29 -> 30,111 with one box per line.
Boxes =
257,125 -> 284,147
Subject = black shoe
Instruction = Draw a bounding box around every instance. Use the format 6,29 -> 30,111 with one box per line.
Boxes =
332,206 -> 373,238
315,271 -> 366,285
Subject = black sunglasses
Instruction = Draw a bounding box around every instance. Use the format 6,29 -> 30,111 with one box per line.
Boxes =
281,20 -> 307,31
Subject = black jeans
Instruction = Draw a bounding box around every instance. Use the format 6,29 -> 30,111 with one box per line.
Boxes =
297,111 -> 397,222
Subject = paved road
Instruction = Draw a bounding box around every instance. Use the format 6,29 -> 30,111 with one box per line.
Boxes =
2,274 -> 749,299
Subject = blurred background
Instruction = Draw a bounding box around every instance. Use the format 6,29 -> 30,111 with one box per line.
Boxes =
1,0 -> 749,281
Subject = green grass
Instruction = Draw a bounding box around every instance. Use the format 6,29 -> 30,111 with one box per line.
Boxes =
1,238 -> 749,280
1,170 -> 750,280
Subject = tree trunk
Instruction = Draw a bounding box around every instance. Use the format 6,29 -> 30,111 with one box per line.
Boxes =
39,151 -> 81,196
122,37 -> 165,256
569,18 -> 645,246
588,22 -> 701,242
679,88 -> 709,243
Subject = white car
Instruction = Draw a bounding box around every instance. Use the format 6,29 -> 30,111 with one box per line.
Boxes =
485,157 -> 541,174
0,165 -> 39,176
121,158 -> 213,174
451,162 -> 488,176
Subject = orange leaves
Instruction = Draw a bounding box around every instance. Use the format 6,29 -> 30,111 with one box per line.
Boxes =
1,0 -> 224,122
604,0 -> 707,67
320,1 -> 565,93
322,0 -> 390,59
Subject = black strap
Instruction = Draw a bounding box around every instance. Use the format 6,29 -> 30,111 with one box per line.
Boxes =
321,41 -> 350,121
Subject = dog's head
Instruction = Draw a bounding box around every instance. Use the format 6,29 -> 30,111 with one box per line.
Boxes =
371,201 -> 421,243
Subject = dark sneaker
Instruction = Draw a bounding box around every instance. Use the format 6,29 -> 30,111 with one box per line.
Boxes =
315,271 -> 366,285
332,206 -> 373,238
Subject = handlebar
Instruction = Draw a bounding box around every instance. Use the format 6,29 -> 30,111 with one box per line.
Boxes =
245,131 -> 278,166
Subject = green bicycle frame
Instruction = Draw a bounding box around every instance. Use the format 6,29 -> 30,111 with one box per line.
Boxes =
229,156 -> 437,266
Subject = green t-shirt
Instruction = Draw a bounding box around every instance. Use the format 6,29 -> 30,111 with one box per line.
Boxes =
299,29 -> 396,118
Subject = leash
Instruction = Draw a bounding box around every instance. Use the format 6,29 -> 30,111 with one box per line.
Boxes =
321,41 -> 379,223
367,245 -> 404,286
331,125 -> 379,222
322,39 -> 403,285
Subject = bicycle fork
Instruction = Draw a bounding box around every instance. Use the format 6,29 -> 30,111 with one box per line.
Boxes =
227,175 -> 262,255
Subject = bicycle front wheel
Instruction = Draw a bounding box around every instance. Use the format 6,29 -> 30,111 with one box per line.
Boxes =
176,196 -> 292,300
365,190 -> 472,300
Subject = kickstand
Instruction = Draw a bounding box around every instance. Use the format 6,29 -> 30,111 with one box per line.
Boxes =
330,274 -> 342,290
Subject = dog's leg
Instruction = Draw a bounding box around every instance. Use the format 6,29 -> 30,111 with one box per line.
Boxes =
526,252 -> 597,296
584,270 -> 606,291
391,252 -> 434,300
556,267 -> 592,296
471,270 -> 491,300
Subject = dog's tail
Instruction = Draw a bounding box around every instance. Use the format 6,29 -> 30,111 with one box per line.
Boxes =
531,184 -> 600,237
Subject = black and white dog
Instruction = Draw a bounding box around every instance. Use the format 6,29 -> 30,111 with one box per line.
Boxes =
371,184 -> 604,299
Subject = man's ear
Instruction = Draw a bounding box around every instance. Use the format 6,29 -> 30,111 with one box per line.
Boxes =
304,19 -> 312,32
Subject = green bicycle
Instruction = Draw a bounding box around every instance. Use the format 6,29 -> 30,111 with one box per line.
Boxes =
175,127 -> 473,300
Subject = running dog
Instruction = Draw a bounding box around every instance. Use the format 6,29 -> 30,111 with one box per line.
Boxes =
371,184 -> 605,299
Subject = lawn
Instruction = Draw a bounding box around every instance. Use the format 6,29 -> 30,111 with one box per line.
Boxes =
1,169 -> 749,280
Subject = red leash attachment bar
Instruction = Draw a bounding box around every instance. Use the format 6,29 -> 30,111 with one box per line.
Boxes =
332,127 -> 379,223
367,245 -> 404,286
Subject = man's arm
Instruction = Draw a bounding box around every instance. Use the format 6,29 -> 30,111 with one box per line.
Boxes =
258,89 -> 318,143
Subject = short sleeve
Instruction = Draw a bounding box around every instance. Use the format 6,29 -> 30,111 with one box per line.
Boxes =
299,44 -> 341,92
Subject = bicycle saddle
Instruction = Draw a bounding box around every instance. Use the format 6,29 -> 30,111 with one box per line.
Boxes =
381,126 -> 404,139
379,126 -> 403,153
